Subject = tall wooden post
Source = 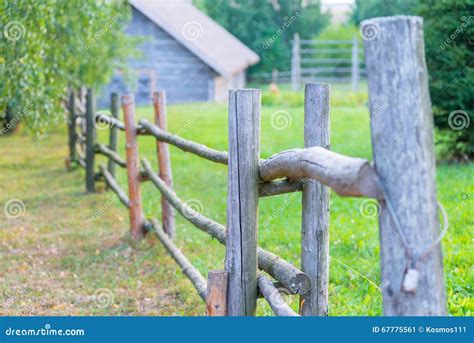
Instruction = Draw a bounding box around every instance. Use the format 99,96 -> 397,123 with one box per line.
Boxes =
291,33 -> 301,92
351,36 -> 360,92
300,83 -> 330,316
152,91 -> 175,239
85,88 -> 96,192
67,88 -> 77,167
122,94 -> 146,239
363,16 -> 446,315
107,93 -> 119,179
206,270 -> 228,316
225,89 -> 260,316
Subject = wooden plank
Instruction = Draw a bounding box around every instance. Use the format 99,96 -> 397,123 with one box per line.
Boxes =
142,159 -> 311,295
150,219 -> 207,301
225,89 -> 260,316
108,93 -> 119,178
206,270 -> 228,316
85,89 -> 96,192
363,16 -> 446,315
152,91 -> 176,239
258,275 -> 299,317
259,147 -> 383,199
300,83 -> 330,316
122,94 -> 146,239
67,89 -> 77,168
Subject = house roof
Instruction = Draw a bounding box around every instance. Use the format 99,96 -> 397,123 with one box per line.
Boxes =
129,0 -> 260,77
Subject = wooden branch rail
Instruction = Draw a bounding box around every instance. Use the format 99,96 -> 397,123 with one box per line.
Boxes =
138,119 -> 229,165
150,219 -> 207,301
258,275 -> 299,317
95,113 -> 126,131
99,164 -> 130,208
95,143 -> 126,168
259,179 -> 302,197
142,159 -> 311,295
259,147 -> 384,199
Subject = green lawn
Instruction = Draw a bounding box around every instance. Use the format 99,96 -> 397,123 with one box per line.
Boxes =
1,86 -> 472,316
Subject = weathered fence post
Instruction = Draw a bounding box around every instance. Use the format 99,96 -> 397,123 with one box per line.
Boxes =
291,33 -> 301,92
351,36 -> 360,92
85,88 -> 96,192
206,270 -> 228,316
152,91 -> 175,239
300,83 -> 330,316
225,89 -> 260,316
363,16 -> 446,315
67,88 -> 77,168
122,94 -> 146,239
107,93 -> 119,180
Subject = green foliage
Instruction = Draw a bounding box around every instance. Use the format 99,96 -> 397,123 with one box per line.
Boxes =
350,0 -> 418,25
349,0 -> 473,158
196,0 -> 330,74
418,1 -> 474,158
0,0 -> 137,134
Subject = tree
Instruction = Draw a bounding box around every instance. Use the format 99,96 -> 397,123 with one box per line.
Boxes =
350,0 -> 473,158
418,0 -> 473,158
196,0 -> 330,75
0,0 -> 138,135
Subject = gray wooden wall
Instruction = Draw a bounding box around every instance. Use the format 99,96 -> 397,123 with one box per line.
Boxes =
98,8 -> 217,108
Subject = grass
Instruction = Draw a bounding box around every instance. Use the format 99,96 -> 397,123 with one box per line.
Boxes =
1,85 -> 472,316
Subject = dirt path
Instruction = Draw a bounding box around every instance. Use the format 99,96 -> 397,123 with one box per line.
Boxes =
0,129 -> 203,315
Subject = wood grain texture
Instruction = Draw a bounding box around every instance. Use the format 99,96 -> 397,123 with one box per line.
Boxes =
206,270 -> 228,316
363,15 -> 446,315
260,147 -> 383,199
142,159 -> 310,296
151,219 -> 207,301
122,94 -> 146,239
107,93 -> 119,179
258,275 -> 299,317
225,89 -> 260,316
259,179 -> 302,197
300,83 -> 330,316
85,89 -> 96,192
153,91 -> 176,239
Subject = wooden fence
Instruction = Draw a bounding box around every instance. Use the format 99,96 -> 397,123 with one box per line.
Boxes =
66,16 -> 447,316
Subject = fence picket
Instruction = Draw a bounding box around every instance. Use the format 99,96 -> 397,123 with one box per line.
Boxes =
225,89 -> 261,316
85,88 -> 96,192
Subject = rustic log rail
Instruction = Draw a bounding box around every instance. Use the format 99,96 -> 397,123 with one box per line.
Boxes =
65,16 -> 446,317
